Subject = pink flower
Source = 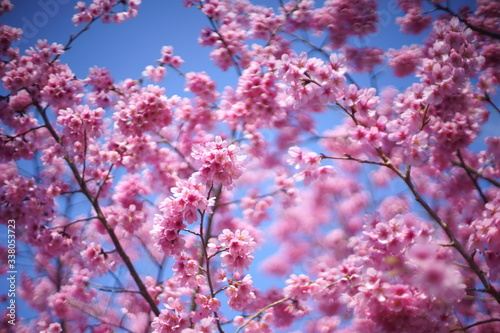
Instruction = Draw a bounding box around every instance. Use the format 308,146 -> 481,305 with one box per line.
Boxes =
219,229 -> 256,273
151,298 -> 189,333
8,89 -> 32,111
191,136 -> 246,188
343,46 -> 384,73
142,65 -> 166,83
287,146 -> 334,185
284,274 -> 318,300
397,8 -> 432,35
172,252 -> 205,287
226,274 -> 256,311
185,71 -> 219,103
387,45 -> 423,77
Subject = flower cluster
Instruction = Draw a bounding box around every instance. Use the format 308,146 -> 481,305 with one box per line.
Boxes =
287,146 -> 334,185
86,66 -> 117,108
57,105 -> 105,141
80,242 -> 116,276
343,46 -> 384,73
151,174 -> 214,256
184,71 -> 219,104
275,52 -> 346,109
150,213 -> 186,257
158,45 -> 184,68
172,252 -> 205,288
468,192 -> 500,278
162,175 -> 214,224
226,274 -> 256,311
219,62 -> 284,129
0,0 -> 13,15
396,0 -> 432,35
284,274 -> 318,301
387,44 -> 423,77
2,39 -> 83,112
113,84 -> 174,136
313,0 -> 379,47
151,298 -> 189,333
72,0 -> 141,25
102,174 -> 150,233
142,65 -> 166,83
218,229 -> 256,274
191,136 -> 246,188
0,23 -> 21,66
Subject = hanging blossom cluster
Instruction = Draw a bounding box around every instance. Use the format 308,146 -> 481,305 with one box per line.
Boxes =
191,135 -> 246,188
72,0 -> 141,25
1,0 -> 500,332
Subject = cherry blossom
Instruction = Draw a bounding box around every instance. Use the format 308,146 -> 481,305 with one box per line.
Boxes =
1,0 -> 500,332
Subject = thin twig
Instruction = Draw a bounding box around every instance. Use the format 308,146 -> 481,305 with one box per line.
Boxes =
450,318 -> 500,332
68,299 -> 135,333
320,153 -> 387,167
162,139 -> 197,171
286,32 -> 358,87
431,2 -> 500,40
46,216 -> 97,231
484,93 -> 500,114
3,125 -> 46,143
375,146 -> 500,304
235,297 -> 291,333
325,104 -> 500,305
451,161 -> 500,188
86,281 -> 141,294
50,18 -> 99,65
215,190 -> 280,208
206,15 -> 242,76
456,150 -> 488,203
33,99 -> 161,316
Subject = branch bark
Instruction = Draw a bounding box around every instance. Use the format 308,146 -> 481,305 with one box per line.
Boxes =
34,100 -> 161,316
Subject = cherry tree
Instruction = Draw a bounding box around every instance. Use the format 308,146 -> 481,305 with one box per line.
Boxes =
1,0 -> 500,332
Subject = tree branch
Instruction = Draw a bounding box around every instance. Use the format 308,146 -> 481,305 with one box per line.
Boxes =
456,150 -> 488,203
451,160 -> 500,188
235,297 -> 291,333
375,147 -> 500,304
33,100 -> 161,316
432,2 -> 500,40
450,318 -> 500,332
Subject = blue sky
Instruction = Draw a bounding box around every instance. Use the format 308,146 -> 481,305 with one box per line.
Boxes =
2,0 -> 432,91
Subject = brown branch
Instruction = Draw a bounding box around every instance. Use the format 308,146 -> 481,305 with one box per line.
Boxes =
235,297 -> 291,333
450,318 -> 500,332
86,281 -> 141,294
50,18 -> 98,65
199,185 -> 225,333
204,14 -> 242,76
33,100 -> 160,316
3,125 -> 45,143
432,3 -> 500,40
456,150 -> 488,203
451,161 -> 500,188
68,299 -> 135,333
373,147 -> 500,304
484,93 -> 500,115
46,216 -> 97,231
320,153 -> 387,167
